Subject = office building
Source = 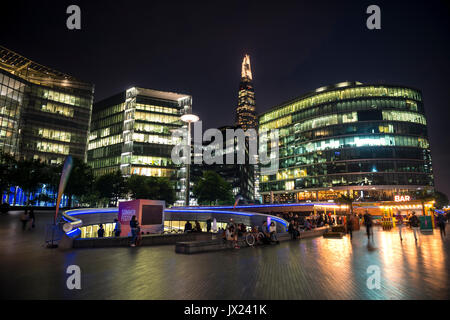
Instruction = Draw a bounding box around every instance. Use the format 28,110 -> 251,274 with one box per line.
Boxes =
258,82 -> 434,203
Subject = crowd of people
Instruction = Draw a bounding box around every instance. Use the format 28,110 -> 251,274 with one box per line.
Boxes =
93,209 -> 448,248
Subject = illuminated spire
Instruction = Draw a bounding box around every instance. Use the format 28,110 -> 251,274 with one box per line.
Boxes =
241,54 -> 252,81
236,54 -> 256,131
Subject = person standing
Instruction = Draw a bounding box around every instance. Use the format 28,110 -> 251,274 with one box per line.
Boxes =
206,218 -> 212,233
409,212 -> 420,242
130,215 -> 139,247
97,224 -> 105,238
114,218 -> 121,237
347,214 -> 354,240
363,210 -> 373,241
269,221 -> 279,243
395,211 -> 404,241
194,220 -> 201,232
184,221 -> 192,233
20,210 -> 30,231
436,213 -> 446,238
29,208 -> 35,229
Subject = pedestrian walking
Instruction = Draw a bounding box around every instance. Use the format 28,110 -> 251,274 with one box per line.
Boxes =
395,211 -> 404,241
436,213 -> 446,238
29,208 -> 35,229
363,210 -> 373,241
20,210 -> 30,231
130,215 -> 139,247
409,212 -> 420,242
206,218 -> 212,233
114,218 -> 121,237
347,214 -> 354,240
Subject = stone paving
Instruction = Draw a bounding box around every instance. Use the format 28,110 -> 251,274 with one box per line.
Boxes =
1,210 -> 449,300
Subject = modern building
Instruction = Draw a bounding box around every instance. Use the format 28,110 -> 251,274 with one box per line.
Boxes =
191,125 -> 255,202
235,54 -> 257,131
258,81 -> 434,203
87,87 -> 192,201
0,45 -> 94,164
235,54 -> 259,201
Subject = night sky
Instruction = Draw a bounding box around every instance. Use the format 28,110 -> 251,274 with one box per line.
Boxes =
2,0 -> 450,197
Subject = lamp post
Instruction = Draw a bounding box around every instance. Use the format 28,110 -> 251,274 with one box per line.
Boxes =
181,113 -> 199,206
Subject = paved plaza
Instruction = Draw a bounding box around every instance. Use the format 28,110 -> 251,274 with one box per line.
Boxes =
1,210 -> 449,300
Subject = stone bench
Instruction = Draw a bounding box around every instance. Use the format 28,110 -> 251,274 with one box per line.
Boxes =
176,232 -> 292,254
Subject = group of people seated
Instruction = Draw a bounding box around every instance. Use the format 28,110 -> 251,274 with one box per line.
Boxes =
184,220 -> 203,233
219,219 -> 279,249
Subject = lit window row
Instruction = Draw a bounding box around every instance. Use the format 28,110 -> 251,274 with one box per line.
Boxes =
40,102 -> 74,118
260,86 -> 421,124
93,103 -> 124,120
136,104 -> 179,115
130,166 -> 174,177
134,122 -> 172,134
37,128 -> 71,142
130,156 -> 173,167
274,135 -> 430,158
131,133 -> 181,145
382,110 -> 426,125
88,134 -> 122,150
36,141 -> 69,155
35,87 -> 90,107
134,111 -> 181,124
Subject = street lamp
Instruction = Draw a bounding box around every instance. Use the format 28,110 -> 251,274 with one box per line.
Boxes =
181,113 -> 199,206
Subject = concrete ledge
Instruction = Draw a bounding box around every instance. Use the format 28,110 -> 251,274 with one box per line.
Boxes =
323,232 -> 344,238
175,229 -> 327,254
298,226 -> 330,239
73,232 -> 212,248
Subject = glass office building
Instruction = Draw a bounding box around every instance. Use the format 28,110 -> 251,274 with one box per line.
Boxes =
87,87 -> 192,201
0,45 -> 94,164
258,82 -> 434,203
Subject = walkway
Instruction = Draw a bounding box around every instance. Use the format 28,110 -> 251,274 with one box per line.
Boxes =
1,211 -> 449,299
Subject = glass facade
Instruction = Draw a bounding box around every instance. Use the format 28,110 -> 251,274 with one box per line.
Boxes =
0,46 -> 94,164
87,87 -> 192,202
258,82 -> 434,203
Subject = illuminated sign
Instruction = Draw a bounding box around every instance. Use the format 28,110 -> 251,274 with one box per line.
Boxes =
394,195 -> 410,202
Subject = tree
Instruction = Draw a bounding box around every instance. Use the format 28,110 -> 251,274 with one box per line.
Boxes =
0,153 -> 17,204
336,194 -> 354,215
127,175 -> 176,205
193,171 -> 233,205
416,190 -> 449,212
15,158 -> 45,205
65,157 -> 94,207
433,191 -> 449,209
94,170 -> 127,207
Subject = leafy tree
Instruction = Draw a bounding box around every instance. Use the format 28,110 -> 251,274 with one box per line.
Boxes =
0,153 -> 17,204
127,175 -> 176,205
94,170 -> 127,207
193,171 -> 233,205
15,158 -> 45,205
336,194 -> 354,215
433,191 -> 449,209
416,190 -> 449,211
65,157 -> 94,207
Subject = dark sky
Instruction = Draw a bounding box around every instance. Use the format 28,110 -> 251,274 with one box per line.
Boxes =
2,0 -> 450,197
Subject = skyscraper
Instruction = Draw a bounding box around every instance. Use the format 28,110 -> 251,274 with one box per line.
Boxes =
87,87 -> 192,204
235,54 -> 257,131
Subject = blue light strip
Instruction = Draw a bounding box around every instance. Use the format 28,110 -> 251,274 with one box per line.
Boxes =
175,202 -> 338,210
62,207 -> 289,230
